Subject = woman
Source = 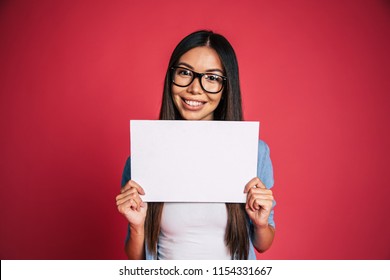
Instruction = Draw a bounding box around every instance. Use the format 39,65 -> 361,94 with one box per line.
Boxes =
116,30 -> 275,260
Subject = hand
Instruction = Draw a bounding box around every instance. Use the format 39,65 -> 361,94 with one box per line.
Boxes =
244,177 -> 274,228
116,180 -> 147,228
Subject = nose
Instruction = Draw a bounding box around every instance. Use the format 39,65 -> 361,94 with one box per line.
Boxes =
187,76 -> 203,95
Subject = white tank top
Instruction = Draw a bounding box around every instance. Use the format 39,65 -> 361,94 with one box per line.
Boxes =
158,202 -> 231,260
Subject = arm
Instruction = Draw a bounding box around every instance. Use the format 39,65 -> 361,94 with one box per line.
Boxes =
116,180 -> 147,260
125,223 -> 146,259
244,177 -> 275,253
252,222 -> 275,253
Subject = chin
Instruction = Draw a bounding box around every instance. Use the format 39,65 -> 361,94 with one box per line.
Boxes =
180,112 -> 211,121
181,114 -> 202,121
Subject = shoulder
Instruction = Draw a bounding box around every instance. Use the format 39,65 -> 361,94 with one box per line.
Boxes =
125,156 -> 131,168
121,157 -> 131,187
123,156 -> 131,174
257,139 -> 271,158
256,139 -> 274,189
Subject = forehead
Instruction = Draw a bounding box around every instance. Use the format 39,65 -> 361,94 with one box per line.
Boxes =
178,47 -> 223,71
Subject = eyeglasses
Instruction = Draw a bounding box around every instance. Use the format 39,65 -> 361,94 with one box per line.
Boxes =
171,67 -> 227,94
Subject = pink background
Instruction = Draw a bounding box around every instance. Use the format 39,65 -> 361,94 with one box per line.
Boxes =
1,0 -> 389,259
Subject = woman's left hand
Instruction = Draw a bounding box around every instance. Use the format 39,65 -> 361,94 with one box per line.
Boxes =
244,177 -> 274,228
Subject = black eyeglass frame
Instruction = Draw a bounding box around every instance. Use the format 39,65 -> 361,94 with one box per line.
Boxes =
171,66 -> 227,94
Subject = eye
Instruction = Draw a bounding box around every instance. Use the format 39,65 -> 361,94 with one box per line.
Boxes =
177,68 -> 192,77
204,74 -> 222,83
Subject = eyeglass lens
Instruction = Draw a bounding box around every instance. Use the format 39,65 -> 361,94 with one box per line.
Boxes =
172,67 -> 224,93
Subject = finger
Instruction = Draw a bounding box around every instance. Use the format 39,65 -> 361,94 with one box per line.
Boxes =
255,179 -> 266,189
244,177 -> 261,193
140,201 -> 148,210
117,199 -> 133,214
131,197 -> 146,212
117,186 -> 143,201
247,193 -> 274,211
116,195 -> 132,206
247,187 -> 273,197
116,189 -> 135,202
121,180 -> 145,195
245,201 -> 257,212
246,192 -> 257,212
120,181 -> 133,193
244,177 -> 267,192
248,193 -> 274,206
129,180 -> 145,195
246,198 -> 263,212
254,198 -> 273,212
121,181 -> 135,193
130,198 -> 139,212
116,189 -> 140,203
134,195 -> 143,212
130,192 -> 144,212
251,198 -> 274,212
246,187 -> 273,207
117,197 -> 146,216
116,192 -> 143,207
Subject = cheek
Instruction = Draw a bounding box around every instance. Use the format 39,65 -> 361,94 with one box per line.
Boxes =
210,94 -> 222,106
171,85 -> 181,98
171,91 -> 183,111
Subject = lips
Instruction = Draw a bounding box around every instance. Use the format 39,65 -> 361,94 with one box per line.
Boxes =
182,98 -> 206,108
184,99 -> 205,107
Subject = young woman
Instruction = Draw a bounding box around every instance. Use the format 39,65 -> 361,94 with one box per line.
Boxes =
116,30 -> 275,260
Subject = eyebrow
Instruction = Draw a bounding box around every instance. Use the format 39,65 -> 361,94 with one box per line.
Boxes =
177,62 -> 225,75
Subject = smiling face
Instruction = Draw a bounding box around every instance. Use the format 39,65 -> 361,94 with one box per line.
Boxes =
171,46 -> 224,121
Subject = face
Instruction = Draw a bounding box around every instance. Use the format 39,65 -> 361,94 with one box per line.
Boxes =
171,46 -> 224,121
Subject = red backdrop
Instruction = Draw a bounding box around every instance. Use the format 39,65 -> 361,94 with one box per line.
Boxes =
1,0 -> 389,259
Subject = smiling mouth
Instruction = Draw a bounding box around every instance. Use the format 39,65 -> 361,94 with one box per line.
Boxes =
182,98 -> 206,107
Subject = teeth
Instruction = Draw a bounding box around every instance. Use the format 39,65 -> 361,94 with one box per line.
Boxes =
184,99 -> 203,107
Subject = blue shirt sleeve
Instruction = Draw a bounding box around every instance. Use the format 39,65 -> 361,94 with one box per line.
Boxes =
257,140 -> 276,229
120,157 -> 132,246
121,157 -> 131,187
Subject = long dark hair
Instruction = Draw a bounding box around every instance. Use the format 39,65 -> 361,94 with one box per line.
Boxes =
145,30 -> 249,259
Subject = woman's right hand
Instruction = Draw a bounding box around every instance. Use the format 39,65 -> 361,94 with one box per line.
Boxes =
116,180 -> 147,228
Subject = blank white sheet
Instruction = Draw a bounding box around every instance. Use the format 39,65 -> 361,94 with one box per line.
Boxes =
130,120 -> 259,202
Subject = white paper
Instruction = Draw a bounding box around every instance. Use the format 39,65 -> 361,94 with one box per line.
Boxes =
130,120 -> 259,202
